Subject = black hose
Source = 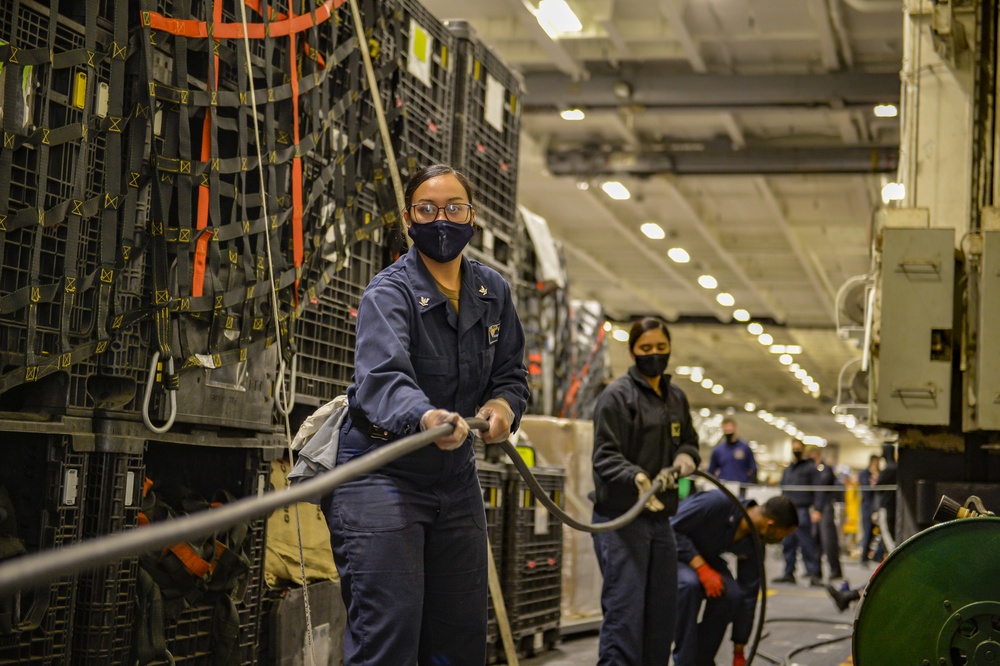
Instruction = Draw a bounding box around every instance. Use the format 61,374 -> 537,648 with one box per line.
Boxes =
782,634 -> 851,665
498,439 -> 667,533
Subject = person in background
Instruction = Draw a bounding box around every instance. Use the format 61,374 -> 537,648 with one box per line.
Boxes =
857,454 -> 880,566
591,317 -> 701,666
773,439 -> 824,587
807,447 -> 844,581
322,164 -> 529,665
708,417 -> 758,484
874,442 -> 898,558
671,493 -> 799,666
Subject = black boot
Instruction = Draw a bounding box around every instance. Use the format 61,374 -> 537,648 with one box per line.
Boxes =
826,584 -> 859,612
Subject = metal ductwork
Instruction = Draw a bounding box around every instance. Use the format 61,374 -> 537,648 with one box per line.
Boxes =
521,70 -> 901,111
545,145 -> 900,176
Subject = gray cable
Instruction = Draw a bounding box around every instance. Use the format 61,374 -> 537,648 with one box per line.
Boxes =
0,418 -> 487,596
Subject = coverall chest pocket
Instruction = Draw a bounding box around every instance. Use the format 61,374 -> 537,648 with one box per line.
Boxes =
476,346 -> 496,395
412,354 -> 455,406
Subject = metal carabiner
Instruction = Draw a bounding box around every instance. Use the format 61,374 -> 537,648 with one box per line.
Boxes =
274,353 -> 297,417
142,350 -> 177,434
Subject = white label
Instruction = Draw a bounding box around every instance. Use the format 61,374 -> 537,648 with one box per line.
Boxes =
63,468 -> 79,506
194,353 -> 217,368
97,82 -> 109,118
125,471 -> 136,507
407,19 -> 433,87
484,74 -> 504,132
533,504 -> 549,535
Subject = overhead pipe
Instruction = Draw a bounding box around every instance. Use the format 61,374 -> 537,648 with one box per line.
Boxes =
545,145 -> 900,176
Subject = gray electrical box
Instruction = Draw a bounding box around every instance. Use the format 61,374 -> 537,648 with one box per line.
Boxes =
876,228 -> 955,426
977,231 -> 1000,429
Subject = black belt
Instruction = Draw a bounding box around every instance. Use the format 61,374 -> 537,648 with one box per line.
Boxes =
349,410 -> 408,442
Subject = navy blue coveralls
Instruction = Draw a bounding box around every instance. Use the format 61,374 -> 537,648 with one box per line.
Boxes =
708,438 -> 758,483
591,367 -> 701,666
322,246 -> 529,665
671,491 -> 760,666
780,458 -> 822,579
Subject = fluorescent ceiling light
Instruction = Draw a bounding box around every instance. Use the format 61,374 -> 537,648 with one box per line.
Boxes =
641,222 -> 665,240
667,247 -> 690,263
560,108 -> 585,121
809,381 -> 820,391
744,402 -> 756,412
747,323 -> 763,336
785,345 -> 803,354
612,329 -> 629,342
711,384 -> 724,395
576,181 -> 590,190
701,378 -> 714,389
795,369 -> 807,379
789,363 -> 800,372
536,0 -> 583,34
733,309 -> 750,322
803,435 -> 827,446
873,104 -> 898,118
769,345 -> 787,354
758,333 -> 774,346
602,181 -> 631,200
676,366 -> 692,375
881,182 -> 905,203
603,321 -> 612,331
779,354 -> 793,365
698,275 -> 718,289
690,368 -> 704,382
716,292 -> 735,307
699,408 -> 712,417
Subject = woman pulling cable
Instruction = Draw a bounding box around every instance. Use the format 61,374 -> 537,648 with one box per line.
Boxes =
321,164 -> 529,665
591,317 -> 700,665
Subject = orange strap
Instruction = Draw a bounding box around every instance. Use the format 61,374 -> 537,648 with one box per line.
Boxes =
192,0 -> 224,297
169,541 -> 213,577
167,540 -> 227,578
143,0 -> 340,40
242,0 -> 327,68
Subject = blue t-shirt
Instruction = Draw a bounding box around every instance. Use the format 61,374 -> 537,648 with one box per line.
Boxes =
708,438 -> 758,482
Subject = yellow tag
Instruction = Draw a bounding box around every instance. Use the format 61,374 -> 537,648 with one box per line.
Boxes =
413,27 -> 428,63
72,71 -> 87,109
672,423 -> 681,437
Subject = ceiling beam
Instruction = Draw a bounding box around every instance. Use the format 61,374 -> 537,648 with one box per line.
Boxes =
808,0 -> 843,70
754,177 -> 838,323
546,144 -> 900,176
560,241 -> 679,320
521,70 -> 900,110
500,0 -> 587,79
657,0 -> 707,73
656,179 -> 789,323
577,188 -> 733,321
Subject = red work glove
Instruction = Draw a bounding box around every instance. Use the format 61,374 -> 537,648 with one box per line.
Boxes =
695,563 -> 725,598
733,648 -> 746,666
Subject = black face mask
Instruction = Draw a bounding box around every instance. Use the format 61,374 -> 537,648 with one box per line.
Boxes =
792,450 -> 804,462
726,433 -> 737,443
635,353 -> 669,378
407,220 -> 475,263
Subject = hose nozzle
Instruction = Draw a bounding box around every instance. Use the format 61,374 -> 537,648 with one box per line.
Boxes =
933,494 -> 995,523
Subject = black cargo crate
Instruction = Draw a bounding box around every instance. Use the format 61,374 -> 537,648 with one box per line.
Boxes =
72,441 -> 145,664
0,427 -> 88,665
448,20 -> 524,238
136,435 -> 279,665
501,465 -> 564,655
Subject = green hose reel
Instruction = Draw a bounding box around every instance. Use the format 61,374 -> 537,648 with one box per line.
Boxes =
853,517 -> 1000,665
